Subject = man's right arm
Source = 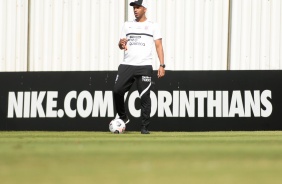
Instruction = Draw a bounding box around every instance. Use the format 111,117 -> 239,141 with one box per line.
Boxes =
119,23 -> 127,50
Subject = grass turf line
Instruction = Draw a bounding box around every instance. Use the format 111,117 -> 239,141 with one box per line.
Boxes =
0,131 -> 282,184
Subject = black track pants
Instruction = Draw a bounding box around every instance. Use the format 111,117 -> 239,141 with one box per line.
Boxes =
113,64 -> 153,128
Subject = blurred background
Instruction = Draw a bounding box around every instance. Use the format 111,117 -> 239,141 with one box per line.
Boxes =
0,0 -> 281,71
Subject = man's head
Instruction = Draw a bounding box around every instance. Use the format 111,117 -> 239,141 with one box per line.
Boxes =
129,0 -> 148,8
130,0 -> 148,20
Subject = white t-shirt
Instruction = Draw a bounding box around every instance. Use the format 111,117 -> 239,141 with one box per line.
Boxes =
120,20 -> 162,66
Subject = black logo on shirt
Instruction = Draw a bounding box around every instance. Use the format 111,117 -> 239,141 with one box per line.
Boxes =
129,42 -> 145,46
128,35 -> 145,46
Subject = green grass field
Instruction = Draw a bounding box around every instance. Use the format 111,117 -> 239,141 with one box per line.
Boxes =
0,131 -> 282,184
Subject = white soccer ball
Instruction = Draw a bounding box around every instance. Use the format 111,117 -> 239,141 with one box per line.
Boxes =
109,119 -> 126,134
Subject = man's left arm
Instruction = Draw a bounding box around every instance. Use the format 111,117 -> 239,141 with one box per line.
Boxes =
155,39 -> 165,78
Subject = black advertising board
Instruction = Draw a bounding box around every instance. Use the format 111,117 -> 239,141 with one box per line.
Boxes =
0,71 -> 281,131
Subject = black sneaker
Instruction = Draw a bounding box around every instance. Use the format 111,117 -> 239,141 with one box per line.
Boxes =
121,117 -> 130,124
141,128 -> 150,134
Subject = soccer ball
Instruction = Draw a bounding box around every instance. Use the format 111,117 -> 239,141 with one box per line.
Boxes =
109,119 -> 126,134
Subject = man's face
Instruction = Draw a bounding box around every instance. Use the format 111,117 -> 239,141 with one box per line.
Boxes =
133,5 -> 146,18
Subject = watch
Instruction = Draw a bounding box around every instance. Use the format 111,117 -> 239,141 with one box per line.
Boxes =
160,64 -> 166,68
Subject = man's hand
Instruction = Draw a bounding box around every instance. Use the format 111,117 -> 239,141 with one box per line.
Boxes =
158,66 -> 165,78
155,39 -> 165,78
119,38 -> 128,50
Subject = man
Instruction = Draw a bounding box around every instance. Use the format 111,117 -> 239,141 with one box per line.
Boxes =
113,0 -> 165,134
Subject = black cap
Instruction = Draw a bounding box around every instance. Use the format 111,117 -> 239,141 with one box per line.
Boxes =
129,0 -> 148,8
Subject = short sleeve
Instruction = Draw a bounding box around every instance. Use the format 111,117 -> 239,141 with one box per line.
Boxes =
153,23 -> 162,40
120,23 -> 126,39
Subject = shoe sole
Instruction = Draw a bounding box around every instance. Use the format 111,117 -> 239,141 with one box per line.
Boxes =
141,129 -> 150,134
